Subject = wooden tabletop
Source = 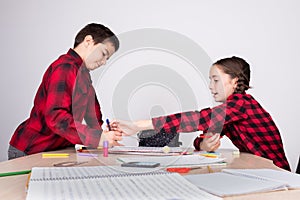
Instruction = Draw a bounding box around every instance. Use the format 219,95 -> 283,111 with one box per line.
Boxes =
0,148 -> 298,200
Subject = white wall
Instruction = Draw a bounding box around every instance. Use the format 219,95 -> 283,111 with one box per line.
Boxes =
0,0 -> 299,172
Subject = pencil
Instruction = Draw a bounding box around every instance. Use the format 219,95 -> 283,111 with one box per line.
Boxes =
207,165 -> 213,173
0,169 -> 31,177
200,153 -> 218,158
26,172 -> 31,190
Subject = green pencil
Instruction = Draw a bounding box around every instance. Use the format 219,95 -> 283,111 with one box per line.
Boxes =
0,169 -> 31,177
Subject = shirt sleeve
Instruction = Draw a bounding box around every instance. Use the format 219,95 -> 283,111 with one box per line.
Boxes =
44,64 -> 101,148
152,98 -> 248,135
193,136 -> 203,151
84,91 -> 103,130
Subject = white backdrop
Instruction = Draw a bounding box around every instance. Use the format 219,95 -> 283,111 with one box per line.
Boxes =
0,0 -> 299,172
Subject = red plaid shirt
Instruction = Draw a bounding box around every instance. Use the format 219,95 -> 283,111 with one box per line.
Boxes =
152,93 -> 290,171
10,49 -> 103,154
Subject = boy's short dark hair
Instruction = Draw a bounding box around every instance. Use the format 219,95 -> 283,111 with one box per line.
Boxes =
73,23 -> 119,51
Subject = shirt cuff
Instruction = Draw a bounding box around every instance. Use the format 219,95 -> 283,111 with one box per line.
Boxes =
85,129 -> 102,148
193,135 -> 204,151
152,116 -> 168,134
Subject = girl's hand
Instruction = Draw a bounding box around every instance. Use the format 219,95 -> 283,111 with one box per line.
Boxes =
110,119 -> 153,136
200,132 -> 221,152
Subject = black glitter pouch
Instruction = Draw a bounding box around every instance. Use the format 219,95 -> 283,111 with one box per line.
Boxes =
137,129 -> 182,147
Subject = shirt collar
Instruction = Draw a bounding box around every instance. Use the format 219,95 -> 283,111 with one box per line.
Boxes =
227,92 -> 246,100
67,48 -> 83,68
67,48 -> 91,83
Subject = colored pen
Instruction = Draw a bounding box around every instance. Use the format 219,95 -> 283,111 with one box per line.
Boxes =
77,152 -> 98,157
0,169 -> 31,177
199,135 -> 212,139
106,118 -> 111,131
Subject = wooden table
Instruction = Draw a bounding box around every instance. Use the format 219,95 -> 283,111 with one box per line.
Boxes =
0,148 -> 299,199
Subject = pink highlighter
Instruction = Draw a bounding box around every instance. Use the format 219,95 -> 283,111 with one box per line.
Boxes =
103,140 -> 109,157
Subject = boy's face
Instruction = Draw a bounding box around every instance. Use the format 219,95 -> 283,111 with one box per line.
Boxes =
85,41 -> 116,71
209,64 -> 237,102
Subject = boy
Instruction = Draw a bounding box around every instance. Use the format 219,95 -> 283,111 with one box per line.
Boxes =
9,23 -> 121,159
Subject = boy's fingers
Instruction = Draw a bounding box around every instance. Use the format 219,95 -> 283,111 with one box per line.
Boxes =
113,135 -> 122,141
114,131 -> 122,136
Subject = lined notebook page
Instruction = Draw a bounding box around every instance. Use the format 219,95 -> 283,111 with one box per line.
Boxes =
222,168 -> 300,189
118,155 -> 225,167
184,172 -> 287,197
109,146 -> 184,153
29,166 -> 165,181
27,166 -> 221,200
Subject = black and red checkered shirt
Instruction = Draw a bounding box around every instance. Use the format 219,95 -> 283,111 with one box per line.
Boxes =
152,93 -> 290,171
10,49 -> 103,154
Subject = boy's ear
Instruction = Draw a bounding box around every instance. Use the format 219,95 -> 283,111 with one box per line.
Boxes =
83,35 -> 93,47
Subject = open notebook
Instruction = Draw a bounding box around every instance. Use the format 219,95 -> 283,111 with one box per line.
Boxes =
108,146 -> 187,155
118,154 -> 226,167
26,166 -> 221,200
184,168 -> 300,197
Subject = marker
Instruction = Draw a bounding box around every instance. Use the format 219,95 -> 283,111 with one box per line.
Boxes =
103,140 -> 109,157
166,167 -> 191,173
0,169 -> 31,177
166,166 -> 203,173
200,153 -> 218,158
106,118 -> 111,131
42,153 -> 69,158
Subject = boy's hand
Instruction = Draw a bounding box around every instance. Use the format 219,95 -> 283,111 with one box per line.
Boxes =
99,130 -> 122,147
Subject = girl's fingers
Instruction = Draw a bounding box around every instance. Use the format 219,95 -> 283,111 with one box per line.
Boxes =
210,134 -> 220,143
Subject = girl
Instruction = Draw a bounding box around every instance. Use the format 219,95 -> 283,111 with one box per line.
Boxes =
112,56 -> 290,171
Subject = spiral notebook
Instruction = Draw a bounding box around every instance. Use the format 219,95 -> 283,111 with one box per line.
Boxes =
118,155 -> 226,167
26,166 -> 221,200
184,168 -> 300,197
108,146 -> 186,155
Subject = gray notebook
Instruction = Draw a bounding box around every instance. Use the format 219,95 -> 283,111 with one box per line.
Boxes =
184,168 -> 300,197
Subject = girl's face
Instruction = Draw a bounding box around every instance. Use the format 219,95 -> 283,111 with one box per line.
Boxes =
85,41 -> 115,71
209,64 -> 238,102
